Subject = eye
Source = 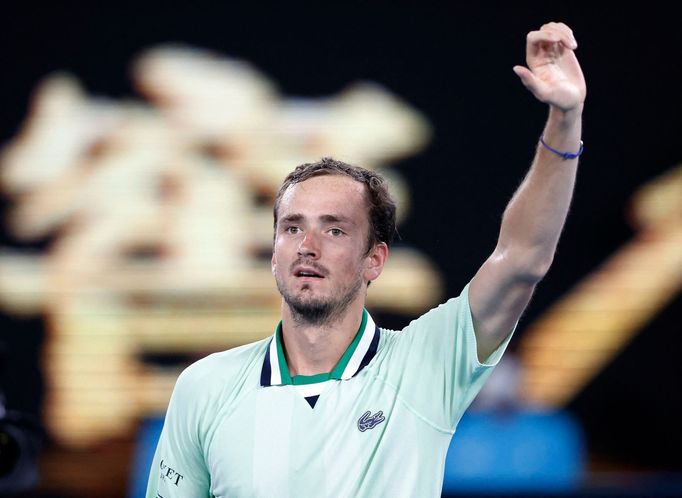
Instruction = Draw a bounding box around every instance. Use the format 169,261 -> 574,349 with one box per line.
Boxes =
285,226 -> 300,234
329,228 -> 344,236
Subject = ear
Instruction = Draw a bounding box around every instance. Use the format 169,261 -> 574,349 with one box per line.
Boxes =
364,242 -> 389,284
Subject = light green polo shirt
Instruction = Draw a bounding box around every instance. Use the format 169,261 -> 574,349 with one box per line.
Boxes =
146,282 -> 514,498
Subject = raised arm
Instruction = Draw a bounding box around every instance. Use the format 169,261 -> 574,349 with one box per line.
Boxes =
469,22 -> 586,361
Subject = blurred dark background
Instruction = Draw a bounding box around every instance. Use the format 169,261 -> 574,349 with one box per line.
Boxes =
1,2 -> 681,496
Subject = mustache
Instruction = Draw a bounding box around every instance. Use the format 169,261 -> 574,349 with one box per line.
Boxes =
290,259 -> 329,277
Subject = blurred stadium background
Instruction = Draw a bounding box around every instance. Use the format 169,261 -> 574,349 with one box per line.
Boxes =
0,3 -> 681,497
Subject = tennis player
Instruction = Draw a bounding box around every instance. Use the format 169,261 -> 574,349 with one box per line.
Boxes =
147,21 -> 585,498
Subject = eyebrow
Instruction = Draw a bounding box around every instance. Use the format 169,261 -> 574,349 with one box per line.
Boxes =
280,214 -> 304,225
279,213 -> 355,225
320,214 -> 354,225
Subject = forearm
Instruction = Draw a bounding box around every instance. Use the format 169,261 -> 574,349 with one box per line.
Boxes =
495,104 -> 583,278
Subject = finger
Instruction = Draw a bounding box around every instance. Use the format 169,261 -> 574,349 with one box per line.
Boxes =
539,22 -> 578,49
542,21 -> 574,38
528,30 -> 577,52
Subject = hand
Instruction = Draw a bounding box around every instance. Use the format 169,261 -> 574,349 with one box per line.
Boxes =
513,22 -> 586,113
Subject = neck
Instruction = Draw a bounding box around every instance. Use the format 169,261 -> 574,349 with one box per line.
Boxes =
280,295 -> 366,377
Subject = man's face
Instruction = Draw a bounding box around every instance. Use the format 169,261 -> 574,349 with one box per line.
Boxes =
272,174 -> 378,324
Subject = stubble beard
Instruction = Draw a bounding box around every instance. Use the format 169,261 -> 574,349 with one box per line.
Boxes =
276,272 -> 364,327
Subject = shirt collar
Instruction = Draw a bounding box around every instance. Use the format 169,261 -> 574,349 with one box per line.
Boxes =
260,310 -> 380,387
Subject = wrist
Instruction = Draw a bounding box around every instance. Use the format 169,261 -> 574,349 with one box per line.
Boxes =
548,103 -> 584,127
539,135 -> 584,160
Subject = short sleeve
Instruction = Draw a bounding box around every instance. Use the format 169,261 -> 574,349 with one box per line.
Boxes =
380,282 -> 515,432
146,368 -> 212,498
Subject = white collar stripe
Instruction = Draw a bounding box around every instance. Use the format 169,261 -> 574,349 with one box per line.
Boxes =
340,313 -> 376,380
269,335 -> 281,386
294,380 -> 333,398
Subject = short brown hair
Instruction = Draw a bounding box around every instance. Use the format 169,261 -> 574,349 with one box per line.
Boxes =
273,157 -> 397,253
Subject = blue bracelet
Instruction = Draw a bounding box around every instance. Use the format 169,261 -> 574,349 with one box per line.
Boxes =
539,135 -> 584,160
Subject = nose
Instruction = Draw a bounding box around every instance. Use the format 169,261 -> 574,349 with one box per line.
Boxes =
298,232 -> 320,259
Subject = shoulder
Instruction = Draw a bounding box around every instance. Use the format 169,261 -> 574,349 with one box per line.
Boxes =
173,337 -> 271,401
399,283 -> 472,334
160,338 -> 271,452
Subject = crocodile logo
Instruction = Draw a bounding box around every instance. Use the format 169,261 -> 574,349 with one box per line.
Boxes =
357,410 -> 386,432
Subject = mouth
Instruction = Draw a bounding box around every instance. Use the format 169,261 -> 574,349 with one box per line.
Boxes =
293,266 -> 325,279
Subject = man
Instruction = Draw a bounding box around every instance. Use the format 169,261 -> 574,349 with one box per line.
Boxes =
147,21 -> 585,497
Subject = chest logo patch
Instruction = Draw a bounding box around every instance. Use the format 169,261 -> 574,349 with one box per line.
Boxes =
357,410 -> 386,432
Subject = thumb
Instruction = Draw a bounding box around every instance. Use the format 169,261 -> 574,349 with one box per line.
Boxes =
513,65 -> 545,96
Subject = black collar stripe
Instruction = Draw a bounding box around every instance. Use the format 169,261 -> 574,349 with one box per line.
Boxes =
260,338 -> 273,387
355,326 -> 380,376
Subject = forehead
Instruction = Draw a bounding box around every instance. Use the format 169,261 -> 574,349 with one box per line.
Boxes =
278,174 -> 368,221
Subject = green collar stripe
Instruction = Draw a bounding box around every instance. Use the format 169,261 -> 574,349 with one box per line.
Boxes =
274,309 -> 369,386
292,373 -> 331,385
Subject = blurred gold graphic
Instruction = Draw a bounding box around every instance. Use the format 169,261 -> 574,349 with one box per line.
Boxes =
0,46 -> 441,447
520,165 -> 682,407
